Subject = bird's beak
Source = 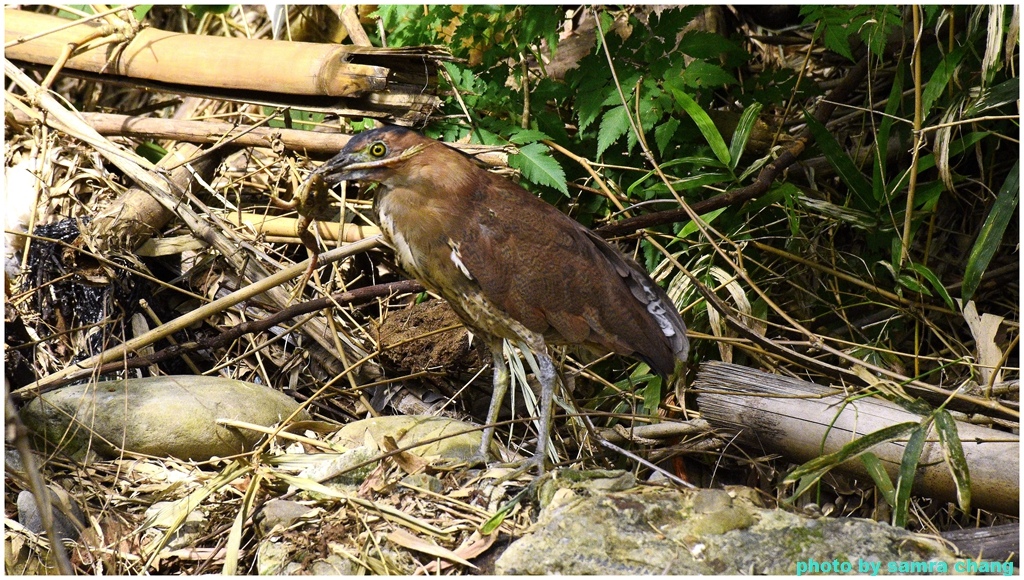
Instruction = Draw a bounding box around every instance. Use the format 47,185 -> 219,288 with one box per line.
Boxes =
312,151 -> 369,185
311,143 -> 428,186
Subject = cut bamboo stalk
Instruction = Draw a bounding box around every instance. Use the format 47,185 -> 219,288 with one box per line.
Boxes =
6,9 -> 384,97
694,361 -> 1018,516
5,109 -> 511,167
227,212 -> 381,244
5,9 -> 452,123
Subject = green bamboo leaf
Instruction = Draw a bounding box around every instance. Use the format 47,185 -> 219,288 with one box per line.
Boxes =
921,48 -> 964,116
728,103 -> 762,171
893,424 -> 929,527
907,262 -> 955,310
965,77 -> 1019,116
962,161 -> 1018,300
934,410 -> 972,513
677,208 -> 726,239
784,422 -> 919,499
860,452 -> 896,506
223,471 -> 264,575
510,143 -> 568,195
874,65 -> 904,202
887,132 -> 990,195
641,374 -> 662,416
804,112 -> 873,209
670,89 -> 730,165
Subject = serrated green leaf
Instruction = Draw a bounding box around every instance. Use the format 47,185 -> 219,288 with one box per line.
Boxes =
508,129 -> 550,145
654,117 -> 680,157
680,60 -> 738,88
670,89 -> 730,165
596,105 -> 630,158
576,84 -> 608,132
510,143 -> 568,195
963,161 -> 1018,300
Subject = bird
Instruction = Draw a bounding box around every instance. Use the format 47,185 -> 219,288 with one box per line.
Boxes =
307,125 -> 688,474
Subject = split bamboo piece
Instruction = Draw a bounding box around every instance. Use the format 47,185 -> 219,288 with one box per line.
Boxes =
694,361 -> 1018,515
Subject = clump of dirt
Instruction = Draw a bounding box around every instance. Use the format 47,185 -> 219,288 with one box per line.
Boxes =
376,299 -> 485,375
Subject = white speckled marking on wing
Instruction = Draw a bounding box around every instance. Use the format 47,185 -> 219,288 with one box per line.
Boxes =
642,283 -> 677,338
447,239 -> 474,280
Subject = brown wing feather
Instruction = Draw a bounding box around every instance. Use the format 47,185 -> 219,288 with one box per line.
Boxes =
456,172 -> 688,376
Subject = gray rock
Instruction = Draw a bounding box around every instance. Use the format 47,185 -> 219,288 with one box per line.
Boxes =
256,500 -> 316,536
401,473 -> 443,494
17,487 -> 87,543
310,555 -> 355,575
496,474 -> 959,575
21,376 -> 309,461
331,415 -> 498,462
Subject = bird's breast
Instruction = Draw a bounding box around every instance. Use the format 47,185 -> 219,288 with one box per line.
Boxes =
374,187 -> 476,294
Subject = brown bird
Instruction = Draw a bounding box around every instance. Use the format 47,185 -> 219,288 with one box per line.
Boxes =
311,126 -> 688,473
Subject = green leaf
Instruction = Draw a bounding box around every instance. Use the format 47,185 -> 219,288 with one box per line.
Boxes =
187,5 -> 231,17
965,78 -> 1020,116
508,129 -> 550,145
596,105 -> 631,158
137,142 -> 168,164
654,117 -> 680,157
893,424 -> 928,527
933,410 -> 971,513
728,103 -> 762,171
921,48 -> 964,117
873,65 -> 904,202
860,452 -> 896,507
897,274 -> 930,296
680,60 -> 738,89
509,143 -> 568,195
670,89 -> 730,166
575,76 -> 611,132
804,112 -> 873,209
962,161 -> 1018,300
784,421 -> 919,494
641,374 -> 662,416
887,132 -> 990,195
677,208 -> 726,239
907,262 -> 955,310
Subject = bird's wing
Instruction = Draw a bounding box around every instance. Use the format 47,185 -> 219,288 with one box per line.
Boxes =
455,177 -> 686,375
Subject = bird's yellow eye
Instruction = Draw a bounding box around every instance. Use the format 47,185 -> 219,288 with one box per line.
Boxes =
368,142 -> 387,157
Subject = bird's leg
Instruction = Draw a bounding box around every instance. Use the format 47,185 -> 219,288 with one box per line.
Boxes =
524,343 -> 558,475
473,343 -> 510,466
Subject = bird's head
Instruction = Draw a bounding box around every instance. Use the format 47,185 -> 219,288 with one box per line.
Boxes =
311,126 -> 430,188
